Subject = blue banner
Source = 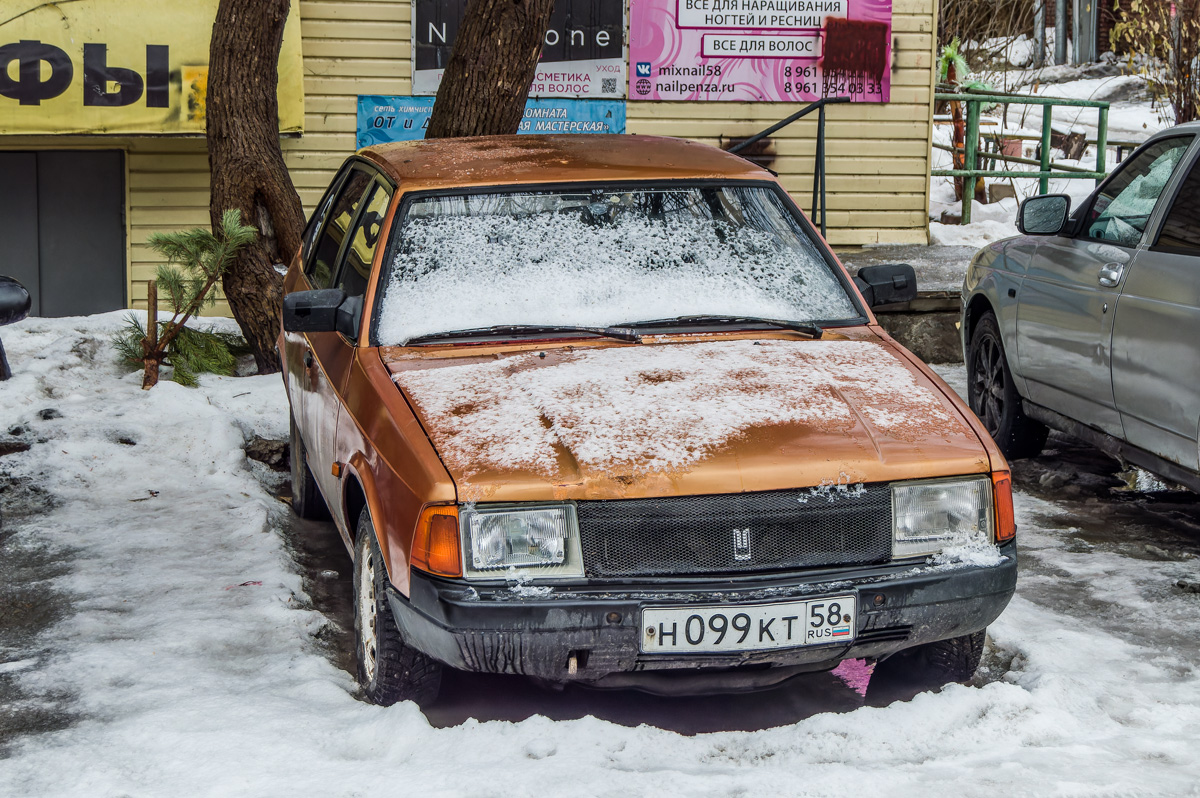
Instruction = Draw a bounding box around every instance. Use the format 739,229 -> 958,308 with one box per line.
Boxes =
356,96 -> 626,149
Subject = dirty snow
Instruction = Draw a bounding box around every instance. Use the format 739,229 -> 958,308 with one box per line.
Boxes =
393,339 -> 962,480
4,317 -> 1200,796
376,187 -> 857,345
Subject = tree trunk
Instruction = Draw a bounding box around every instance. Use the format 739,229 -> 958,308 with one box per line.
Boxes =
207,0 -> 305,373
426,0 -> 556,138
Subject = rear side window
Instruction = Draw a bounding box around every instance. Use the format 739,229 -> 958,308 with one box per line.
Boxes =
300,165 -> 349,263
305,168 -> 373,289
335,180 -> 392,300
1155,159 -> 1200,255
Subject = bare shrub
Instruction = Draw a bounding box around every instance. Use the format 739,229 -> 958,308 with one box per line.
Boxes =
1112,0 -> 1200,122
940,0 -> 1037,67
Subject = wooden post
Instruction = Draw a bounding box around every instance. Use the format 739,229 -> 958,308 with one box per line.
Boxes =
142,280 -> 160,390
1034,0 -> 1046,68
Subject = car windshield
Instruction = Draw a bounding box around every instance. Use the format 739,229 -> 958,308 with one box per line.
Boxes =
374,184 -> 860,345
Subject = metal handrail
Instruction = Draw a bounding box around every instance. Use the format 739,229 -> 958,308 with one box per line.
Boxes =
728,96 -> 852,238
932,92 -> 1111,224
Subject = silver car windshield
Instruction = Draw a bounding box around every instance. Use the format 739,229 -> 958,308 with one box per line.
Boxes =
375,184 -> 859,345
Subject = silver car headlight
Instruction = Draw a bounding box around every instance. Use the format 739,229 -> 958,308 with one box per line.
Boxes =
891,477 -> 994,559
460,503 -> 585,581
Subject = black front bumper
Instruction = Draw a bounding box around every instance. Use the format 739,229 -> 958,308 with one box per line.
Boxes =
387,542 -> 1017,689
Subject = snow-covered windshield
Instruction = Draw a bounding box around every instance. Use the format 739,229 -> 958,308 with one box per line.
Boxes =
374,185 -> 858,345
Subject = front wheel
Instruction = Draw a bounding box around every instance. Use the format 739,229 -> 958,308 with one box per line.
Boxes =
968,312 -> 1048,459
353,511 -> 443,707
874,629 -> 987,692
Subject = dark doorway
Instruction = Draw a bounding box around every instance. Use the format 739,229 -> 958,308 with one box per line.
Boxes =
0,151 -> 126,317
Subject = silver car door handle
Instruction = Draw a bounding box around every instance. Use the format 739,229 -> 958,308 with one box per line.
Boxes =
1098,263 -> 1124,287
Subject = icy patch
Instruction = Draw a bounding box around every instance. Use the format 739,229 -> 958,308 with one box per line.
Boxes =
0,658 -> 38,675
505,568 -> 556,598
797,474 -> 867,504
933,535 -> 1007,568
394,340 -> 963,479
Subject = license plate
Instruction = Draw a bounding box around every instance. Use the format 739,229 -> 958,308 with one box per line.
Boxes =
640,595 -> 857,654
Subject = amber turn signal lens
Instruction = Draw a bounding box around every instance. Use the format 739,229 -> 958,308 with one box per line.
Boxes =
992,472 -> 1015,543
412,506 -> 462,577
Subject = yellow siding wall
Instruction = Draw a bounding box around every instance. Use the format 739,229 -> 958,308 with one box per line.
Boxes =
1,0 -> 936,311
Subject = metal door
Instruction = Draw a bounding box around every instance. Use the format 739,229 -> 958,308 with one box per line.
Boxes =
0,154 -> 41,310
0,151 -> 125,317
1111,144 -> 1200,470
286,166 -> 374,529
1015,136 -> 1194,437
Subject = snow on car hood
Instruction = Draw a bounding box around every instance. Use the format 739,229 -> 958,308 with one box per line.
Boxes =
390,338 -> 989,500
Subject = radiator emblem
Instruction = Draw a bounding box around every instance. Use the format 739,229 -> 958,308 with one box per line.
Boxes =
733,528 -> 752,561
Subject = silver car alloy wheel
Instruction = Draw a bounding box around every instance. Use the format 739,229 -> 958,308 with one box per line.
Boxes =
970,333 -> 1006,438
357,546 -> 379,683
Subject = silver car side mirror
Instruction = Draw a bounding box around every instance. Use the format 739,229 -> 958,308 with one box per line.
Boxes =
1018,194 -> 1071,236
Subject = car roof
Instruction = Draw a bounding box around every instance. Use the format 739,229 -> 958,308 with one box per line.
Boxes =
1149,121 -> 1200,140
358,134 -> 773,191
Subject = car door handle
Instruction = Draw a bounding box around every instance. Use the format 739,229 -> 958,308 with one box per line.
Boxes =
303,350 -> 314,369
1098,263 -> 1125,287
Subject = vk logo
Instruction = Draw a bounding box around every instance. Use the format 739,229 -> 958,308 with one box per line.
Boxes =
636,62 -> 652,78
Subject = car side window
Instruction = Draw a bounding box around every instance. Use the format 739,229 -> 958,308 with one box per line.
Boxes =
1084,136 -> 1194,247
305,168 -> 373,289
300,164 -> 350,265
334,180 -> 392,301
1154,156 -> 1200,255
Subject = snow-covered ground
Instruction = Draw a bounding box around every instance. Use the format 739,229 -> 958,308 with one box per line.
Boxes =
3,316 -> 1200,796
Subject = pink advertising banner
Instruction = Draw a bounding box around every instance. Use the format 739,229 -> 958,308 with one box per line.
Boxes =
629,0 -> 891,102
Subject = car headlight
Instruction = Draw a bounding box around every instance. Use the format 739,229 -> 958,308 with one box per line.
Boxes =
460,503 -> 584,581
891,477 -> 993,559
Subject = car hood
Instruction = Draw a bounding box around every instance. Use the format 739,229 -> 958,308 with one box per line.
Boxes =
384,334 -> 990,502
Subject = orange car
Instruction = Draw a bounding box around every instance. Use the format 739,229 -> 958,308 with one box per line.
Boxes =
279,135 -> 1015,706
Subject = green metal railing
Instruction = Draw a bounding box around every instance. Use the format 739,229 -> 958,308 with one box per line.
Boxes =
932,92 -> 1112,224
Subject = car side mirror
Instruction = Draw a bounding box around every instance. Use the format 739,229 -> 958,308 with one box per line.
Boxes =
1018,194 -> 1071,235
282,289 -> 362,339
854,263 -> 918,307
0,276 -> 31,327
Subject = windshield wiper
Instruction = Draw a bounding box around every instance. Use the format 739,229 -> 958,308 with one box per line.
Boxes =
622,315 -> 823,339
406,324 -> 642,345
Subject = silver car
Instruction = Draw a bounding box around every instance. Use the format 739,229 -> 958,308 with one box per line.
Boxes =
961,123 -> 1200,491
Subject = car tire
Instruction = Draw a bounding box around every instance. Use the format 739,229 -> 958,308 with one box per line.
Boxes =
878,629 -> 987,690
968,312 -> 1048,459
290,414 -> 330,520
353,510 -> 443,707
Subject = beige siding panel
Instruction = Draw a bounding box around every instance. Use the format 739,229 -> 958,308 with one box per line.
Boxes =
302,40 -> 406,59
627,102 -> 931,122
303,77 -> 414,96
631,119 -> 934,140
300,20 -> 410,40
304,58 -> 410,79
299,1 -> 408,21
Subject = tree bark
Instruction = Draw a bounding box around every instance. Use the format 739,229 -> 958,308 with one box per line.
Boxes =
426,0 -> 556,138
207,0 -> 305,373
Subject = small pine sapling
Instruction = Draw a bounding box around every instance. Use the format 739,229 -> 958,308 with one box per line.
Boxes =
114,210 -> 257,388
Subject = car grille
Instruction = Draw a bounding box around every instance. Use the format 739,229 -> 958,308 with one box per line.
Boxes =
576,484 -> 893,578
